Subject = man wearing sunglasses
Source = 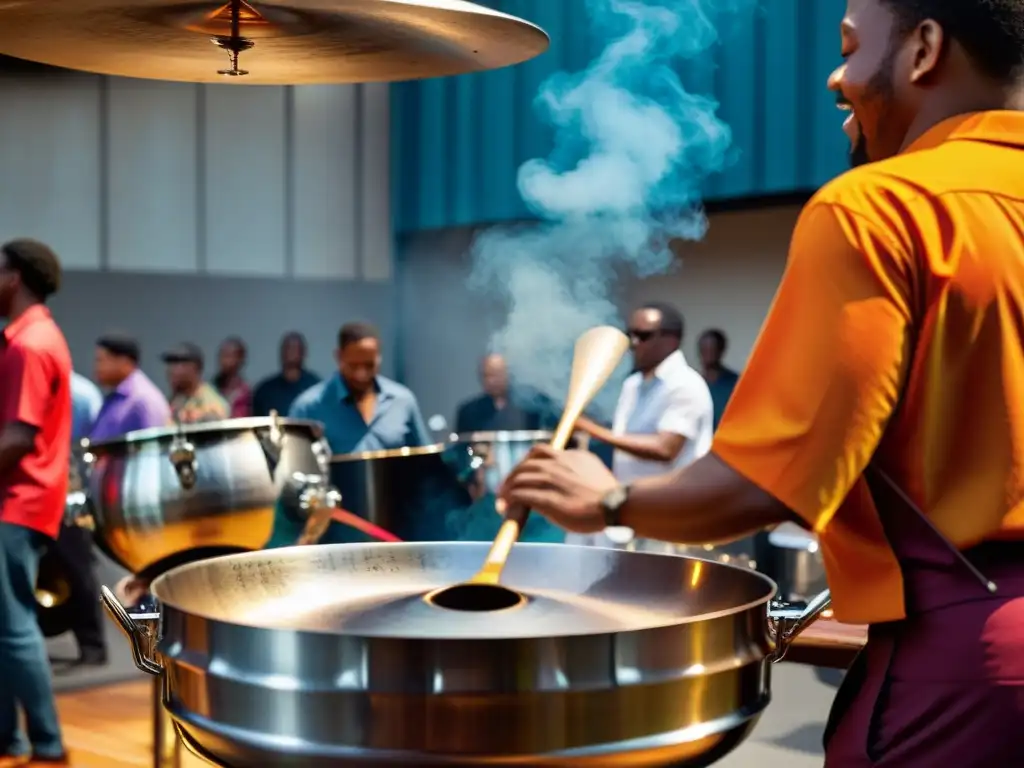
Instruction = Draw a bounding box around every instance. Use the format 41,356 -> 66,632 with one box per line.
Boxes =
570,302 -> 713,550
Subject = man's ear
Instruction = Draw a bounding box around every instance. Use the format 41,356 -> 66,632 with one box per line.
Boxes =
908,19 -> 945,84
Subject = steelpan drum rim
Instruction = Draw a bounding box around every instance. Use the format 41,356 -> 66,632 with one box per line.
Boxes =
172,704 -> 761,766
83,417 -> 324,449
147,542 -> 779,640
452,430 -> 559,442
329,443 -> 449,462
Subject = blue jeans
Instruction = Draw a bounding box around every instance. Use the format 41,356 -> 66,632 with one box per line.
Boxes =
0,522 -> 64,758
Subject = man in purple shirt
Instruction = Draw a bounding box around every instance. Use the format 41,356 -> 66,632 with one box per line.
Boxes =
90,333 -> 171,442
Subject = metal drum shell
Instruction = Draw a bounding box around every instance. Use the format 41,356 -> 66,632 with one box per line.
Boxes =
102,543 -> 832,767
768,523 -> 827,603
83,417 -> 325,577
327,445 -> 473,542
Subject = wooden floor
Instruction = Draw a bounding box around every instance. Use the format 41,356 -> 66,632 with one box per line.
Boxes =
57,681 -> 204,768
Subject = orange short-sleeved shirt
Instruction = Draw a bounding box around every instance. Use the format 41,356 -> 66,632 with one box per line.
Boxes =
714,112 -> 1024,625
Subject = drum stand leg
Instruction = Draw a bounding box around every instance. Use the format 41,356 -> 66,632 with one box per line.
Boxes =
152,676 -> 183,768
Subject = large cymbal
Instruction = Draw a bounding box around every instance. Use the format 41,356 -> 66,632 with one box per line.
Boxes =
0,0 -> 549,85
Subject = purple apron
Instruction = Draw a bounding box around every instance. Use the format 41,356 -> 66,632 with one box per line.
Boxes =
823,468 -> 1024,766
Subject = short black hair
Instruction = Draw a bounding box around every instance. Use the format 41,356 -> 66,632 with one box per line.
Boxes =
97,332 -> 141,364
338,321 -> 380,350
640,302 -> 684,339
1,238 -> 62,301
700,328 -> 728,354
883,0 -> 1024,82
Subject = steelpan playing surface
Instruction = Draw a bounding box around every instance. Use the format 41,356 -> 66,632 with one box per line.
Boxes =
150,542 -> 776,639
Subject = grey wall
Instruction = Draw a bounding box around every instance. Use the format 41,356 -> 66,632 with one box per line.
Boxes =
48,271 -> 398,386
398,206 -> 801,423
0,67 -> 394,385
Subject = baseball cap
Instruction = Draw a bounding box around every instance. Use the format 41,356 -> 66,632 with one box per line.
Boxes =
161,342 -> 204,367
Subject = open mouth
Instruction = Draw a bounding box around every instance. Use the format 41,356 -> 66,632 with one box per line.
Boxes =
837,101 -> 859,144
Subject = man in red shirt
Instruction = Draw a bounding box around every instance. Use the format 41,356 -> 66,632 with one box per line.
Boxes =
0,238 -> 70,765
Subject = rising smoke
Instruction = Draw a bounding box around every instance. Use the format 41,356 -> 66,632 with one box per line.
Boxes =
468,0 -> 752,416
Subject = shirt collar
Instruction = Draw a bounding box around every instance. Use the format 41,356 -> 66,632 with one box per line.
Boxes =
331,372 -> 393,403
2,304 -> 50,343
652,349 -> 687,381
904,110 -> 1024,154
113,368 -> 142,397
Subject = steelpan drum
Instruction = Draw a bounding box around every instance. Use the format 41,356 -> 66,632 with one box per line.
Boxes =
104,542 -> 831,768
447,430 -> 573,542
80,416 -> 328,578
324,445 -> 473,543
767,523 -> 827,602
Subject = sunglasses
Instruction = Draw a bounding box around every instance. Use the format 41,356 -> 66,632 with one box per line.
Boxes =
627,329 -> 661,343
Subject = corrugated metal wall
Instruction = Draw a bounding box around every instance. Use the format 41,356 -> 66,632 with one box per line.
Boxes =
392,0 -> 846,234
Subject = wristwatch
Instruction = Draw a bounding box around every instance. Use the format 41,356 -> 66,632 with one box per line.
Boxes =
600,485 -> 630,528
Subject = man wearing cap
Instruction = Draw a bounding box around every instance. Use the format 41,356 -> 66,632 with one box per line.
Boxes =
90,333 -> 172,442
162,342 -> 229,425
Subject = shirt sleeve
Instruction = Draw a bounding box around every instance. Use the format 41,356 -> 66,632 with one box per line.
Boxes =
287,394 -> 310,419
712,201 -> 915,533
0,344 -> 53,430
656,382 -> 709,440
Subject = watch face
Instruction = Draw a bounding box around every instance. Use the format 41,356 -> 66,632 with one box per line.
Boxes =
602,485 -> 628,526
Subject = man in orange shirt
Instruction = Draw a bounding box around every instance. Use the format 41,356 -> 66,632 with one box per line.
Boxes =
501,1 -> 1024,765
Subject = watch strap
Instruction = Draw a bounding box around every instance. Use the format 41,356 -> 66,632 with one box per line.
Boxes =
600,485 -> 630,528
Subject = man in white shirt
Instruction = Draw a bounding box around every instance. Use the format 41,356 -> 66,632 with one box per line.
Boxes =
571,302 -> 713,549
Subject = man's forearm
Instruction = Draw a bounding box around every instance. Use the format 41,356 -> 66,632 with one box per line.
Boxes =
618,451 -> 793,543
587,423 -> 678,463
0,422 -> 37,477
0,442 -> 31,477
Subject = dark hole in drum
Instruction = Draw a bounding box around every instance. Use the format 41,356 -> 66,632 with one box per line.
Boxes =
427,583 -> 526,612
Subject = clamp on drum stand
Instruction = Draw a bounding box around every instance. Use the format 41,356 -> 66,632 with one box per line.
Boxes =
101,588 -> 173,768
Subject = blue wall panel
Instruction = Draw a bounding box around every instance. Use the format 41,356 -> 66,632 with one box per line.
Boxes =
392,0 -> 846,234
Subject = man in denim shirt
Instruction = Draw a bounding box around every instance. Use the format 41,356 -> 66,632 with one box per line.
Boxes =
283,322 -> 432,544
70,372 -> 101,443
54,372 -> 107,666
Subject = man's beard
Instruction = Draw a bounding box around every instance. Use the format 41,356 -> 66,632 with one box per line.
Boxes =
849,133 -> 870,168
848,46 -> 898,169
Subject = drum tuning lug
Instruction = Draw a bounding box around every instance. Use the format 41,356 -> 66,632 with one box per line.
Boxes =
259,410 -> 285,469
285,472 -> 341,545
311,438 -> 332,475
284,472 -> 338,512
169,435 -> 198,490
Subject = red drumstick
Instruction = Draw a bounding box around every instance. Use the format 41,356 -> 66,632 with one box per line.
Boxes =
330,509 -> 402,543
